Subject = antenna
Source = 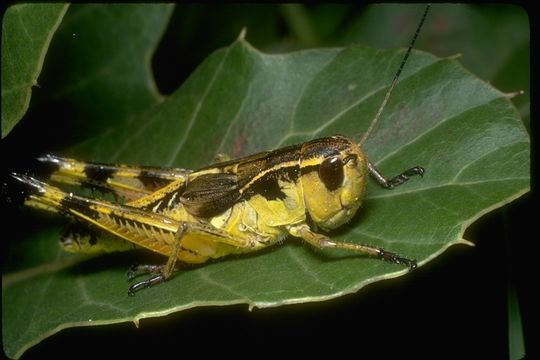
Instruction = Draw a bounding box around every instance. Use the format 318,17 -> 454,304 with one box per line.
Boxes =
359,4 -> 431,146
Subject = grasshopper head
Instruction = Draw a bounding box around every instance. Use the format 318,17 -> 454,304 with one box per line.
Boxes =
300,136 -> 368,231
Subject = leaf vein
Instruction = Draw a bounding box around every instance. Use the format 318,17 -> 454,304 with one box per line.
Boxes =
197,269 -> 250,300
374,96 -> 503,166
368,177 -> 529,200
166,49 -> 229,166
216,80 -> 254,154
285,247 -> 334,289
450,142 -> 529,183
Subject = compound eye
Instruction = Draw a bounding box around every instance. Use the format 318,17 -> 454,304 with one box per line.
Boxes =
319,156 -> 344,191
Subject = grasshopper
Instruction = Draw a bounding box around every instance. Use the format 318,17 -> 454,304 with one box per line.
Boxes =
12,5 -> 430,296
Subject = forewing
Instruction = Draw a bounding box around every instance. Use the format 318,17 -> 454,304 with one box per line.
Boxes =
181,173 -> 241,217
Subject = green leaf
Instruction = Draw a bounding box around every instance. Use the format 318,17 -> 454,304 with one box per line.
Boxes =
340,4 -> 530,127
1,4 -> 69,138
30,4 -> 174,143
2,6 -> 530,359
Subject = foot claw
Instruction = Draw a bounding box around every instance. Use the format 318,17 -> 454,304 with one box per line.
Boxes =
126,264 -> 162,281
378,249 -> 417,271
388,166 -> 425,188
128,274 -> 165,296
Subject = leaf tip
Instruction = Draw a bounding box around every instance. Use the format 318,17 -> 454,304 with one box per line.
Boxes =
503,89 -> 525,100
237,27 -> 247,41
457,238 -> 475,247
447,53 -> 463,60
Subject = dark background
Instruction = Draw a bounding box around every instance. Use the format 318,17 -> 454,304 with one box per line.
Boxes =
2,4 -> 533,359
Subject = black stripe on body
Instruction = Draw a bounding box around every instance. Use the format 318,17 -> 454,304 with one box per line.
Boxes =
138,171 -> 171,192
197,141 -> 303,173
140,183 -> 186,213
240,136 -> 346,202
35,154 -> 61,180
262,144 -> 302,170
80,164 -> 118,195
242,165 -> 300,201
300,164 -> 320,176
300,136 -> 349,160
60,195 -> 100,220
84,164 -> 116,183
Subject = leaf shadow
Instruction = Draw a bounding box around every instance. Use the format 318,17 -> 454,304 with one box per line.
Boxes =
61,249 -> 166,277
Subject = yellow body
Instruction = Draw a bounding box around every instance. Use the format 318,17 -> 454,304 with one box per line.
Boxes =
15,134 -> 421,295
23,136 -> 367,265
